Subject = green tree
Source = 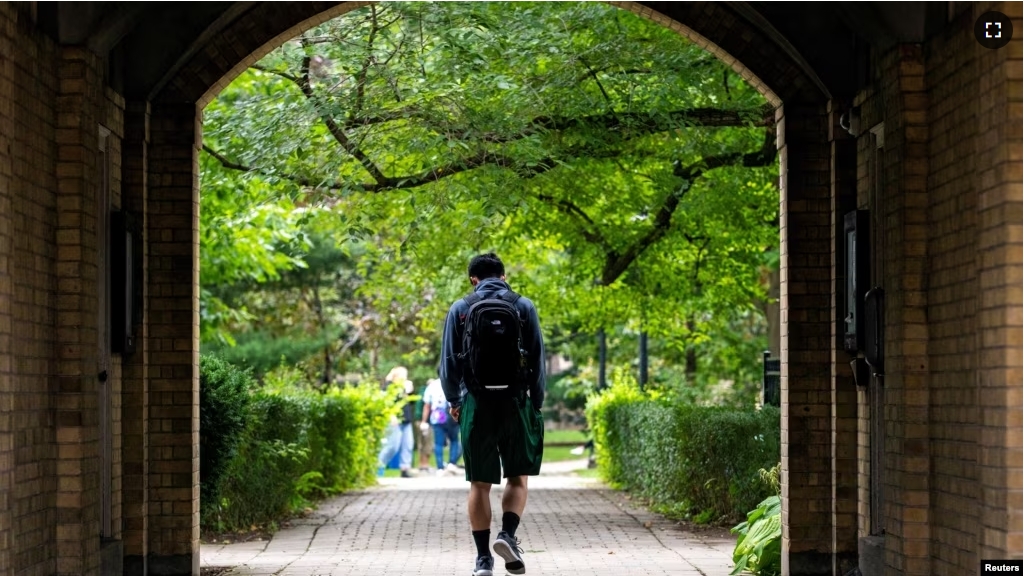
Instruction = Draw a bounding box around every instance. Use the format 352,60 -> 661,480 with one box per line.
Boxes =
200,2 -> 779,395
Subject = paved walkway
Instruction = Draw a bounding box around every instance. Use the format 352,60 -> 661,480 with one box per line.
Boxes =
201,460 -> 738,576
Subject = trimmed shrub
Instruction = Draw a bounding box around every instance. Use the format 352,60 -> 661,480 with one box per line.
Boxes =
586,371 -> 780,522
199,355 -> 254,505
200,357 -> 395,533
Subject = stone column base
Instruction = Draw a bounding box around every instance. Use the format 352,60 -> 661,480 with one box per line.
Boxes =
786,551 -> 833,575
100,539 -> 123,576
125,553 -> 198,576
858,536 -> 885,576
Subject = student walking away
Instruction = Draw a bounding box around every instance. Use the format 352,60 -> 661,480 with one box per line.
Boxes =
440,253 -> 545,576
422,377 -> 463,475
377,366 -> 417,478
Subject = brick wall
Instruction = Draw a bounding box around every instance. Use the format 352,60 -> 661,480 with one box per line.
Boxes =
828,101 -> 859,576
967,0 -> 1022,566
121,101 -> 150,572
777,103 -> 835,576
855,44 -> 934,576
1,6 -> 131,575
916,1 -> 1020,572
0,5 -> 59,576
851,3 -> 1023,575
53,45 -> 128,575
146,102 -> 201,575
925,9 -> 983,575
0,3 -> 1021,576
854,91 -> 875,542
883,44 -> 933,576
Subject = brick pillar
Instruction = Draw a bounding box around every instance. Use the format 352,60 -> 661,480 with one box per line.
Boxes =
54,46 -> 104,576
880,45 -> 931,576
974,0 -> 1023,562
828,100 -> 859,575
147,102 -> 201,576
122,101 -> 150,575
0,8 -> 15,575
778,103 -> 834,576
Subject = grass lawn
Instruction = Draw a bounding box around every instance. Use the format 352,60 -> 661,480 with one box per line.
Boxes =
543,429 -> 589,445
381,428 -> 592,475
543,428 -> 590,462
543,445 -> 583,462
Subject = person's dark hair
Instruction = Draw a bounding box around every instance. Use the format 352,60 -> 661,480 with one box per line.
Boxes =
468,252 -> 505,279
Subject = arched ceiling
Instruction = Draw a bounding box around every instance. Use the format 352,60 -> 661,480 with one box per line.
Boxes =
36,1 -> 946,107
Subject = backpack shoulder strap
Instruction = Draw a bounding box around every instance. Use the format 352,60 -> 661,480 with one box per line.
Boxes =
498,290 -> 521,304
463,293 -> 484,307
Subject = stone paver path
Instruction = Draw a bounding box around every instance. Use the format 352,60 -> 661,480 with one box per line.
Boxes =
202,460 -> 737,576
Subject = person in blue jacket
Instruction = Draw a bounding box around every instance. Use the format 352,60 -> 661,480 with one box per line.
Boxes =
440,253 -> 546,576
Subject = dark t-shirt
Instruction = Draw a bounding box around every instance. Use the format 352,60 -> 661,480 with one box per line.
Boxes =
401,400 -> 416,425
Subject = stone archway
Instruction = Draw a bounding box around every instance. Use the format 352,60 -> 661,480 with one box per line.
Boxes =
4,3 -> 1021,576
128,3 -> 847,575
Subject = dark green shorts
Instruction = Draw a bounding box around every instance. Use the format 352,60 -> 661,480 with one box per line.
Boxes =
460,392 -> 544,484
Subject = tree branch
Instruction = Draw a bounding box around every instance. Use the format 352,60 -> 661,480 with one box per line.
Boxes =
354,5 -> 380,116
685,233 -> 710,292
581,56 -> 615,112
575,66 -> 653,84
250,64 -> 298,83
297,49 -> 389,185
202,144 -> 324,189
203,143 -> 561,194
534,193 -> 609,249
575,57 -> 718,85
598,129 -> 776,286
450,105 -> 774,144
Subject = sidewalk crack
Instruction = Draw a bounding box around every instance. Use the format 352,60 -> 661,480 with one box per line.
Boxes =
269,493 -> 361,576
594,489 -> 722,576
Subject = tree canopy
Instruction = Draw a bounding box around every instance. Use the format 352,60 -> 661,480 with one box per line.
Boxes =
200,2 -> 779,402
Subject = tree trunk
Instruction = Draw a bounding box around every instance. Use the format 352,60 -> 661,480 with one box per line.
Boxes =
639,331 -> 648,389
311,283 -> 333,386
685,348 -> 698,381
685,318 -> 698,382
767,266 -> 780,358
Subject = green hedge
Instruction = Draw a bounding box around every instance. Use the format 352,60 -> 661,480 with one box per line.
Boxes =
200,356 -> 394,533
199,355 -> 254,505
586,375 -> 780,523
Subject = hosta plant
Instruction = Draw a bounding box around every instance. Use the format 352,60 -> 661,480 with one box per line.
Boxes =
730,462 -> 781,575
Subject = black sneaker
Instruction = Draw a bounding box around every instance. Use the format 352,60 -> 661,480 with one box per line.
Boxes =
473,554 -> 494,576
492,531 -> 525,575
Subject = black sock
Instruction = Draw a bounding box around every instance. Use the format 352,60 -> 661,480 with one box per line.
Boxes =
472,529 -> 491,557
501,512 -> 521,538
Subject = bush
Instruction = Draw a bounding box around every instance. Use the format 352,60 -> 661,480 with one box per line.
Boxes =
200,356 -> 396,533
202,330 -> 336,380
586,369 -> 780,523
199,355 -> 254,505
731,463 -> 782,576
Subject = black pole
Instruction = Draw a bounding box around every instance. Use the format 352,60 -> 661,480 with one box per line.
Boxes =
598,329 -> 607,390
639,331 -> 648,389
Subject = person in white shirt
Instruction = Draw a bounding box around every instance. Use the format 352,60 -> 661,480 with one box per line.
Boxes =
421,377 -> 462,475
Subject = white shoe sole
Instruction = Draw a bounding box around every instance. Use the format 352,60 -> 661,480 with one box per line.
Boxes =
492,539 -> 526,575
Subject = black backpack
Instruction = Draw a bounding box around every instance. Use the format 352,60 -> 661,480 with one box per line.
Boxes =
457,290 -> 528,396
